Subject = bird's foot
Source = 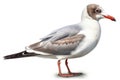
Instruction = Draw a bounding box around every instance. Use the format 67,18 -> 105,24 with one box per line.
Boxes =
58,72 -> 83,77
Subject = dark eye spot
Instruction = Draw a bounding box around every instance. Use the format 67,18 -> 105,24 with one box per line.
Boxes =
95,9 -> 102,13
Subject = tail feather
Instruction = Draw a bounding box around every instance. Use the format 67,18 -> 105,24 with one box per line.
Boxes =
4,51 -> 39,59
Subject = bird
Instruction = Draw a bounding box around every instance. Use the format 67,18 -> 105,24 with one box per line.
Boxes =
4,4 -> 116,77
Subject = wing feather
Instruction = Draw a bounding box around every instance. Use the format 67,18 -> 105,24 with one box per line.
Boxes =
27,34 -> 85,55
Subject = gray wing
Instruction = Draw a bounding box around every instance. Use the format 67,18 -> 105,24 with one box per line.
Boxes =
27,34 -> 85,55
40,24 -> 81,42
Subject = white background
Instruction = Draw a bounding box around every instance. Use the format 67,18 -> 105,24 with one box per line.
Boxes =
0,0 -> 120,80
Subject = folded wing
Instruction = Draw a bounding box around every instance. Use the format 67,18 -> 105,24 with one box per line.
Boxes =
27,34 -> 85,55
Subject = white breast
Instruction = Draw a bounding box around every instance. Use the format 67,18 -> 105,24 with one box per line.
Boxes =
68,19 -> 101,58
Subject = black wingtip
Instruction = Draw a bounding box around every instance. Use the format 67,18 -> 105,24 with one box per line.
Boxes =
4,51 -> 25,60
4,55 -> 13,59
4,51 -> 39,60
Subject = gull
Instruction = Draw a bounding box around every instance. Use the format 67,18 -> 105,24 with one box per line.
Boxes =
4,4 -> 116,77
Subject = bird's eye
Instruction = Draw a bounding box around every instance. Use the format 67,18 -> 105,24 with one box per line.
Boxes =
95,9 -> 102,13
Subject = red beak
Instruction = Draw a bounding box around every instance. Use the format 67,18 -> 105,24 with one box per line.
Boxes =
103,15 -> 116,21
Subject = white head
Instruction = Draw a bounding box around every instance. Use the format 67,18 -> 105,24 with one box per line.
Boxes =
81,4 -> 116,21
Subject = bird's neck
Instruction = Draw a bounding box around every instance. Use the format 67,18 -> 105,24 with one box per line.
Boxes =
80,18 -> 101,41
81,18 -> 100,30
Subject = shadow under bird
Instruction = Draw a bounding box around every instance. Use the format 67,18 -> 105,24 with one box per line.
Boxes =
4,4 -> 116,77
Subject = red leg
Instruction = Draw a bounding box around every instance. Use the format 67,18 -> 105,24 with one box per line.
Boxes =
57,59 -> 81,77
58,60 -> 74,77
58,60 -> 62,74
65,59 -> 71,73
65,59 -> 80,75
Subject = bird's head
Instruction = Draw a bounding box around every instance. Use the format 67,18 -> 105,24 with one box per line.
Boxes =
81,4 -> 116,21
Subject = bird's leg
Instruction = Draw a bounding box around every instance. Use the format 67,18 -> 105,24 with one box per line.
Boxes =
58,59 -> 81,77
58,60 -> 62,75
65,59 -> 72,73
58,60 -> 74,77
65,59 -> 81,76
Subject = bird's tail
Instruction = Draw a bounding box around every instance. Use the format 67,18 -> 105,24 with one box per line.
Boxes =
4,51 -> 39,59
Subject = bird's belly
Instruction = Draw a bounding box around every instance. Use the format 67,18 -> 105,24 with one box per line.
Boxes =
67,37 -> 99,59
